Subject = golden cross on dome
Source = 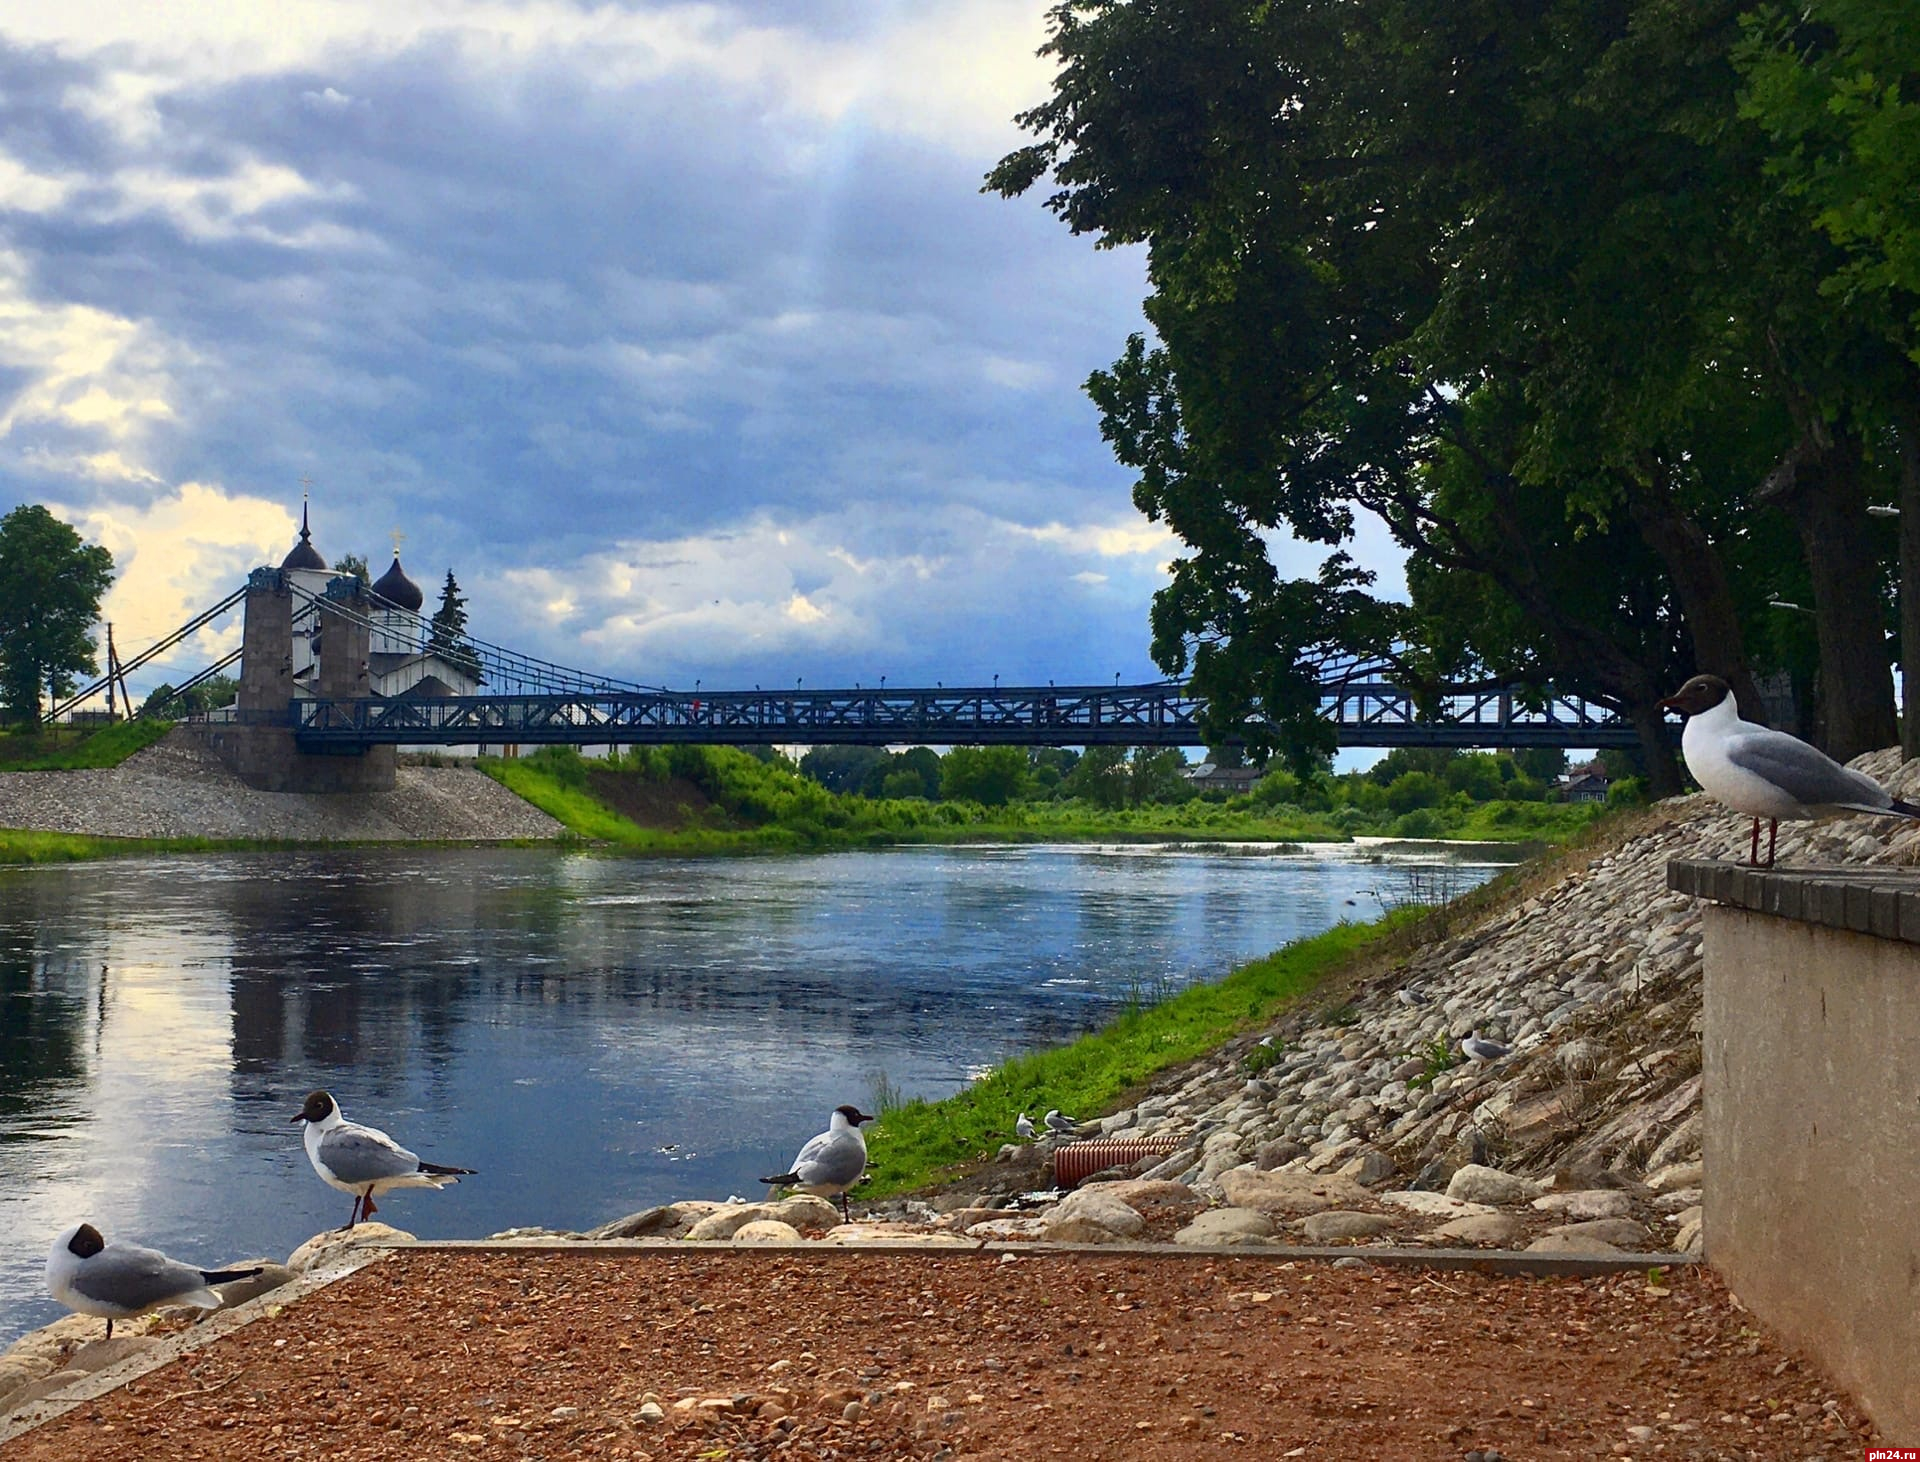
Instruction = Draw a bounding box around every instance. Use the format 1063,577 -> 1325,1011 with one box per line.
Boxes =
298,474 -> 313,500
390,528 -> 406,558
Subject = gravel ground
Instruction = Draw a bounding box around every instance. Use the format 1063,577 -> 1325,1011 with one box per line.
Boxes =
0,732 -> 562,841
1,1250 -> 1879,1460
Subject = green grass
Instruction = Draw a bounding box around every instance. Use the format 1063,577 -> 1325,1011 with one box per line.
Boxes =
0,828 -> 318,864
0,719 -> 175,770
859,913 -> 1417,1196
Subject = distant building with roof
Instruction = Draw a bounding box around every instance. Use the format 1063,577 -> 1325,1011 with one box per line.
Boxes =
279,505 -> 480,704
1557,760 -> 1612,803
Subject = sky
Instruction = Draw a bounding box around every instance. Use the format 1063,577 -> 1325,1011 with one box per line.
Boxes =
0,1 -> 1403,704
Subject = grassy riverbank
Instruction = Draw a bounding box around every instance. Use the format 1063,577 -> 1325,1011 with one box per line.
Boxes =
0,829 -> 304,864
0,719 -> 174,770
855,805 -> 1649,1198
480,744 -> 1602,852
856,914 -> 1412,1196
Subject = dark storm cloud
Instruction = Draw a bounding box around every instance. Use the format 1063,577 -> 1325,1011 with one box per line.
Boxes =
0,16 -> 1173,689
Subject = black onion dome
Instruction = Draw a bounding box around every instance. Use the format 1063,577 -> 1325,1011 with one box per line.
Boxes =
372,554 -> 424,612
280,504 -> 326,571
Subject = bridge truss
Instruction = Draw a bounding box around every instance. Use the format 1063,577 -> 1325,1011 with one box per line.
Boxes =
78,579 -> 1643,750
287,679 -> 1642,750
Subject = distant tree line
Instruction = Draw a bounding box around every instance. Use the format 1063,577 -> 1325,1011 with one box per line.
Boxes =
990,0 -> 1920,791
796,742 -> 1593,818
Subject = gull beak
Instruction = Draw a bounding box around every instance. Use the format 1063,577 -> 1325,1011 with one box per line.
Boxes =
855,1110 -> 877,1125
289,1113 -> 306,1124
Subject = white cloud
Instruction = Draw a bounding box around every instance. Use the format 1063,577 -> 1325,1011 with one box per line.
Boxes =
1010,519 -> 1178,558
0,255 -> 186,473
56,483 -> 297,687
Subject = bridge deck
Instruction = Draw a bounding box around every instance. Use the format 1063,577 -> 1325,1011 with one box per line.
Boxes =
280,682 -> 1644,750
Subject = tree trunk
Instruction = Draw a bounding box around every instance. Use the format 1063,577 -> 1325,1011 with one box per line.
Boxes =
1629,697 -> 1684,798
1897,393 -> 1920,760
1757,421 -> 1896,759
1620,467 -> 1765,720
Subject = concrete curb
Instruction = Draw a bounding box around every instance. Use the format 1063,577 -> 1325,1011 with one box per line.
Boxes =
397,1237 -> 1698,1278
0,1248 -> 395,1448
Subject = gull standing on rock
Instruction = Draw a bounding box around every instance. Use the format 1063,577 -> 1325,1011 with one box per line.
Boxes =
47,1224 -> 262,1339
1043,1108 -> 1079,1136
1659,673 -> 1920,867
1015,1112 -> 1037,1140
292,1090 -> 476,1229
759,1104 -> 875,1221
1459,1032 -> 1510,1063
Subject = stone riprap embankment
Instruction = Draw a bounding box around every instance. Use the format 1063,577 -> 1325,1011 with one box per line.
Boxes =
0,730 -> 563,841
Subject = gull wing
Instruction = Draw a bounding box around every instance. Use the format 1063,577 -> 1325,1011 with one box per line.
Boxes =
791,1130 -> 865,1188
318,1123 -> 423,1185
1723,728 -> 1889,811
70,1244 -> 211,1312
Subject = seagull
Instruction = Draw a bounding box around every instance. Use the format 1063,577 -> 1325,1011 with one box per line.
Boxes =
47,1224 -> 262,1340
1043,1108 -> 1079,1135
759,1104 -> 875,1221
1015,1112 -> 1037,1140
1459,1032 -> 1510,1063
1395,988 -> 1430,1008
292,1090 -> 476,1229
1660,673 -> 1920,867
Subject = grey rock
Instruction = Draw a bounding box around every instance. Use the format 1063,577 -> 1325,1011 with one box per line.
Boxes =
1446,1164 -> 1544,1206
1173,1208 -> 1277,1246
1300,1211 -> 1397,1243
1543,1217 -> 1650,1249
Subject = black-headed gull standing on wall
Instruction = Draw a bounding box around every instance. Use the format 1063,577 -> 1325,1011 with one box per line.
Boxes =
759,1104 -> 875,1221
292,1090 -> 476,1229
47,1224 -> 262,1339
1659,674 -> 1920,867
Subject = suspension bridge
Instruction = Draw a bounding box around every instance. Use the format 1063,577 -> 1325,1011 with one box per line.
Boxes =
54,571 -> 1642,773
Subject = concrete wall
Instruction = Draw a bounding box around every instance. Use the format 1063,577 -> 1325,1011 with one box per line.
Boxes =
1702,905 -> 1920,1439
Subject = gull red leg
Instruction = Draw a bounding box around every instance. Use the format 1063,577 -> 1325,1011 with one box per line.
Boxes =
364,1191 -> 379,1220
1750,817 -> 1761,865
1766,819 -> 1778,868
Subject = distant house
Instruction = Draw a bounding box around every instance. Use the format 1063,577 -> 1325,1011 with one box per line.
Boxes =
1182,761 -> 1264,795
1557,762 -> 1612,803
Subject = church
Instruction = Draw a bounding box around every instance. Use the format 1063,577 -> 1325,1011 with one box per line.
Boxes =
275,505 -> 483,703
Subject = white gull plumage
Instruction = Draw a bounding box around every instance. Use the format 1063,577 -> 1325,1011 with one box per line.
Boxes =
1660,674 -> 1919,866
47,1223 -> 262,1339
292,1090 -> 476,1229
759,1104 -> 875,1221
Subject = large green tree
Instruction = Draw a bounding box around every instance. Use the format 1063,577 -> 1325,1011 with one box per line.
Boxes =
0,505 -> 114,726
1737,0 -> 1920,751
992,0 -> 1906,775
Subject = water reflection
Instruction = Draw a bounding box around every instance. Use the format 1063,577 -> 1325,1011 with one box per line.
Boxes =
0,843 -> 1502,1339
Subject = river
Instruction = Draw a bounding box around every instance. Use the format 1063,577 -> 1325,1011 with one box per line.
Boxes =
0,841 -> 1508,1340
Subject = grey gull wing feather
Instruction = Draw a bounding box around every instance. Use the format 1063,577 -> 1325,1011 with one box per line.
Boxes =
1723,729 -> 1890,811
318,1125 -> 424,1185
792,1131 -> 865,1187
70,1245 -> 212,1312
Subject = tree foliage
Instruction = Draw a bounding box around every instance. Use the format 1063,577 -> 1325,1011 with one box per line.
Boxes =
0,505 -> 114,726
427,570 -> 482,682
992,0 -> 1917,776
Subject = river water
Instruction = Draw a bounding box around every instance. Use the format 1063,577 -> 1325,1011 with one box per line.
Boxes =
0,842 -> 1506,1340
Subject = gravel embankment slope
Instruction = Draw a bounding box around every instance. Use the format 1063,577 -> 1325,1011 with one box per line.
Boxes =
0,730 -> 563,842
